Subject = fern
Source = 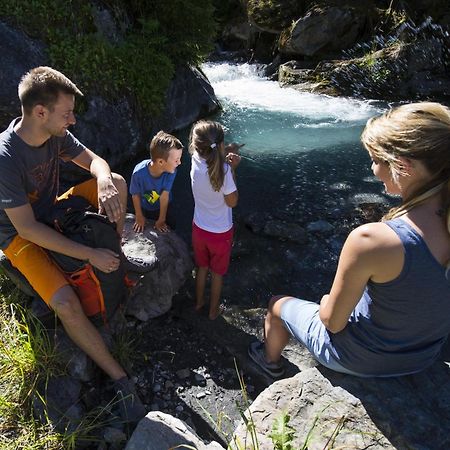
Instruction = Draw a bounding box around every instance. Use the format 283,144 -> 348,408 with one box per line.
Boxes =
269,412 -> 296,450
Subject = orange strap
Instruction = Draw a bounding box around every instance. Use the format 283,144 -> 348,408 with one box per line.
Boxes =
66,264 -> 106,323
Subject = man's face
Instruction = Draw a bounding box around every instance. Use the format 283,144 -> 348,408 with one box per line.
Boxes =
161,148 -> 182,173
44,92 -> 76,137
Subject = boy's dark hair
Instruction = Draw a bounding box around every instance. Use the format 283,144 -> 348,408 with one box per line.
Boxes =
18,66 -> 83,115
150,131 -> 183,161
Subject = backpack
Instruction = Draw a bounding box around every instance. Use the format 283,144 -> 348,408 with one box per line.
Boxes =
46,195 -> 127,325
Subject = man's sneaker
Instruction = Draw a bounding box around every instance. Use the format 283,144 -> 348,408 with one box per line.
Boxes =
121,254 -> 158,274
248,341 -> 285,378
113,376 -> 147,424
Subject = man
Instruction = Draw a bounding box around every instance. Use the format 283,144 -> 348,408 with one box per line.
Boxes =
0,66 -> 145,423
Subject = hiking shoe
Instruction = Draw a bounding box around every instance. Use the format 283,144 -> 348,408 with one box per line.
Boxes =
113,376 -> 147,424
248,341 -> 285,378
121,254 -> 158,274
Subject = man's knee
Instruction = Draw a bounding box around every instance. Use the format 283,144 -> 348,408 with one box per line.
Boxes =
49,286 -> 85,323
268,295 -> 294,315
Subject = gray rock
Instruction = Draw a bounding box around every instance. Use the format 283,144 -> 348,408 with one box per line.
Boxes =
54,329 -> 97,382
0,21 -> 48,125
306,220 -> 334,233
103,427 -> 127,446
233,347 -> 450,450
122,215 -> 193,321
280,6 -> 366,57
125,411 -> 224,450
33,376 -> 84,434
263,220 -> 307,244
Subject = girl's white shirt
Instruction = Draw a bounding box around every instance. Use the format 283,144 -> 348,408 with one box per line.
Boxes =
190,151 -> 237,233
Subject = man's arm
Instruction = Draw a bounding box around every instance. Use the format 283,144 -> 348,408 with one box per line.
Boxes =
71,149 -> 123,224
5,203 -> 120,273
131,194 -> 146,233
155,191 -> 170,232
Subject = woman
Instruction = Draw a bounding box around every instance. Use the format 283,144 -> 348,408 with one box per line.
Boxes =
249,102 -> 450,378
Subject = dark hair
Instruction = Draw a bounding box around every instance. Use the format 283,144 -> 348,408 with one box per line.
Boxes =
18,66 -> 83,114
150,130 -> 183,161
188,120 -> 225,191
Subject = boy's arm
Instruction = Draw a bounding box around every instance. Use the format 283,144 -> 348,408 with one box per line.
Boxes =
155,190 -> 170,232
131,194 -> 146,233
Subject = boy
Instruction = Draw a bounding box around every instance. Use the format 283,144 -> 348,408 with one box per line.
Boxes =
130,131 -> 183,232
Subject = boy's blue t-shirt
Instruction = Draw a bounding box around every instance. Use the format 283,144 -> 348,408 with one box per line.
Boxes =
129,159 -> 176,211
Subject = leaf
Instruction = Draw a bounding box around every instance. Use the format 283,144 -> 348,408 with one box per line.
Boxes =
269,413 -> 296,450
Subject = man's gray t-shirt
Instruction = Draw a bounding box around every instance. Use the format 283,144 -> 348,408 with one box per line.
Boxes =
0,118 -> 86,249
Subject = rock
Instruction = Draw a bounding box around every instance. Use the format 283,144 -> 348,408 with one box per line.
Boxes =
33,376 -> 84,435
279,6 -> 368,57
122,215 -> 193,321
263,220 -> 307,244
306,220 -> 334,233
233,351 -> 450,449
103,427 -> 127,446
159,65 -> 221,133
125,411 -> 224,450
54,329 -> 97,382
0,20 -> 48,125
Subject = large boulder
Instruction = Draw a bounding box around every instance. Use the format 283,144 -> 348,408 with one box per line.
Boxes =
233,345 -> 450,449
122,215 -> 193,321
125,411 -> 224,450
0,20 -> 48,125
279,6 -> 369,58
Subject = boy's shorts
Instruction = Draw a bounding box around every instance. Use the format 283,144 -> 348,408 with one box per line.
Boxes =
3,178 -> 99,305
192,222 -> 233,276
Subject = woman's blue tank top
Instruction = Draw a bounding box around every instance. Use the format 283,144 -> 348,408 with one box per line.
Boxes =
329,218 -> 450,376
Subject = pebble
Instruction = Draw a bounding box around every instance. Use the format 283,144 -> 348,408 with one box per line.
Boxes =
196,392 -> 206,399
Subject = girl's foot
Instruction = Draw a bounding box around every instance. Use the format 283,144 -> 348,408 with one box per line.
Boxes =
209,304 -> 223,320
195,301 -> 205,312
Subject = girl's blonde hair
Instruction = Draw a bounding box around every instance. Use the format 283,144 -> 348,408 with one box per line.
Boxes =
189,120 -> 226,192
361,102 -> 450,237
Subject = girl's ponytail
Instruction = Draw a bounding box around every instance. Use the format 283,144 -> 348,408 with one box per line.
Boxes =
189,120 -> 226,192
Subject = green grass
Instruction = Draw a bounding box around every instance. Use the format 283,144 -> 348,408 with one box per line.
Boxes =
0,279 -> 66,449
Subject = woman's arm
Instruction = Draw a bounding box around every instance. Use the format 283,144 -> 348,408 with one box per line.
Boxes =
319,222 -> 404,333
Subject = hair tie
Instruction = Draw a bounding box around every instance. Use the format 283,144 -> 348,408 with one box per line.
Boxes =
210,143 -> 217,149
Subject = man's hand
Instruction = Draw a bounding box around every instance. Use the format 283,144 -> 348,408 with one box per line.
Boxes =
87,247 -> 120,273
133,214 -> 146,233
97,176 -> 123,223
155,219 -> 170,233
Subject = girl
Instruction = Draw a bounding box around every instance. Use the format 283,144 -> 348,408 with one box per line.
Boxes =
249,102 -> 450,378
189,120 -> 241,320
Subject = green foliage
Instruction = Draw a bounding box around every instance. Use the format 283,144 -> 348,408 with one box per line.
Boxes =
0,0 -> 216,115
0,296 -> 65,449
269,413 -> 296,450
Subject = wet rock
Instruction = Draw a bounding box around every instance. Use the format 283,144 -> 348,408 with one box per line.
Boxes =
122,215 -> 193,321
263,220 -> 307,244
125,411 -> 224,450
306,220 -> 334,233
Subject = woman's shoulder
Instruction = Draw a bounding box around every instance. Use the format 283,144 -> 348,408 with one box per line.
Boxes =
347,221 -> 403,254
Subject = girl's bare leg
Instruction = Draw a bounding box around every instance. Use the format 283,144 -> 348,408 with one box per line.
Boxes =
195,266 -> 208,310
209,271 -> 223,320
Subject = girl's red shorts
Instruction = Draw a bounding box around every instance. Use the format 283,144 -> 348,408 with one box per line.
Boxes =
192,222 -> 233,276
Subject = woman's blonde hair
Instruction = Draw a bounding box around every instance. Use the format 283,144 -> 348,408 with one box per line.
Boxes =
189,120 -> 226,192
361,102 -> 450,237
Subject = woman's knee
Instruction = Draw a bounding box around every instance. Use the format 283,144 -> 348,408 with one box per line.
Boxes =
268,295 -> 295,313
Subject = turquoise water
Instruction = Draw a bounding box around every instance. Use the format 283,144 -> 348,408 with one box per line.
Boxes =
172,63 -> 390,243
